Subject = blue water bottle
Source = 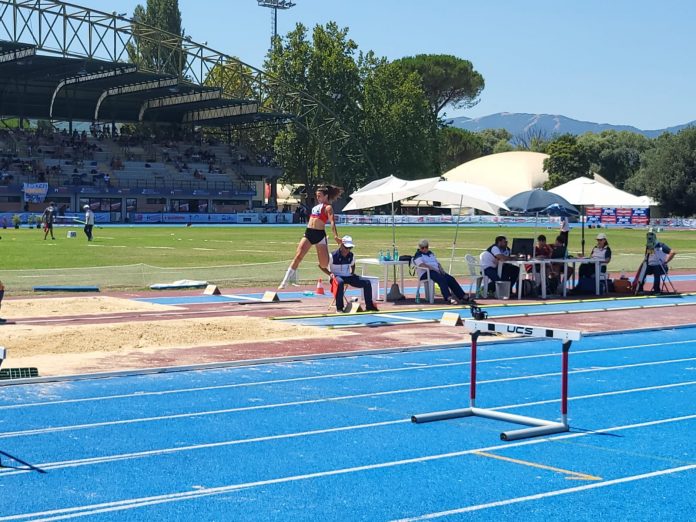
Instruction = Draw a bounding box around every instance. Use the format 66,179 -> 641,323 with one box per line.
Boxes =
394,247 -> 399,260
379,249 -> 383,261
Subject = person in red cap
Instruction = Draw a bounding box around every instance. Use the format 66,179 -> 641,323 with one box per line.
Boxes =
321,235 -> 379,313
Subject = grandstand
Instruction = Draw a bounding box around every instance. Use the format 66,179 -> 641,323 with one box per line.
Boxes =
0,0 -> 325,222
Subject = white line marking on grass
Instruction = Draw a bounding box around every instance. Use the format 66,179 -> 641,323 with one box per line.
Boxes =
192,248 -> 216,251
3,340 -> 695,410
143,246 -> 175,250
392,464 -> 696,521
3,415 -> 696,521
3,358 -> 696,439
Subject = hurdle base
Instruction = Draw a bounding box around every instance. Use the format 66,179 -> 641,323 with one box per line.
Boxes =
411,407 -> 568,441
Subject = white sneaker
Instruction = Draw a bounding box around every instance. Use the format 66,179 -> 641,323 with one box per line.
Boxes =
278,268 -> 296,289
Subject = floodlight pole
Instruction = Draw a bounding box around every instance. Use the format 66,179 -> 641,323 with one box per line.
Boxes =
257,0 -> 296,47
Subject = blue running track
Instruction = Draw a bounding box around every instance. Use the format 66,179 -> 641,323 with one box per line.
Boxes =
1,325 -> 695,520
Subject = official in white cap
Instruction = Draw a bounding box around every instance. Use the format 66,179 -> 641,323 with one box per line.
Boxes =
320,235 -> 379,313
579,233 -> 611,279
83,204 -> 95,241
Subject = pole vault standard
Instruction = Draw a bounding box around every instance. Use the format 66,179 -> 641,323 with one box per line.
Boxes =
412,320 -> 582,441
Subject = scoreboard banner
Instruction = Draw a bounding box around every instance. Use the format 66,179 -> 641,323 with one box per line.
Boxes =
585,207 -> 649,226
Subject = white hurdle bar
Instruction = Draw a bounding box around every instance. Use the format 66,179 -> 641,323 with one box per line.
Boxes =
412,320 -> 582,441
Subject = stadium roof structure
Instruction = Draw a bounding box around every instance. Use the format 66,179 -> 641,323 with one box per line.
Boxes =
0,1 -> 299,129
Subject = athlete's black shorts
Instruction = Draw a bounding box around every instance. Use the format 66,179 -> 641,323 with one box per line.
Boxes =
304,228 -> 327,245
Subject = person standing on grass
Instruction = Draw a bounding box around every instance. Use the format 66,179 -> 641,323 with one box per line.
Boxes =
559,216 -> 570,247
278,185 -> 343,289
83,205 -> 94,241
41,201 -> 56,240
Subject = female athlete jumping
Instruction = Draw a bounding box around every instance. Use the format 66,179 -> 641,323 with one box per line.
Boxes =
278,185 -> 343,289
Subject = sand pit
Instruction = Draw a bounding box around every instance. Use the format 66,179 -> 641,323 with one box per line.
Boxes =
0,315 -> 338,375
0,295 -> 344,376
0,296 -> 179,318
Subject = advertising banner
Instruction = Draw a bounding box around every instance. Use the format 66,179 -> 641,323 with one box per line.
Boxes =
22,183 -> 49,203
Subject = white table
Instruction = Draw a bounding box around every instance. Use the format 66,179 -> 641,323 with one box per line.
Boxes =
501,259 -> 548,299
500,258 -> 603,299
554,258 -> 603,297
355,258 -> 408,302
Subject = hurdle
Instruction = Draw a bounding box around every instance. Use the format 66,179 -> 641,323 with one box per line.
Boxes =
412,319 -> 581,441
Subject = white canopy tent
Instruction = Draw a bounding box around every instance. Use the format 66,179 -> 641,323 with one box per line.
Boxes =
342,175 -> 440,301
549,176 -> 646,207
343,175 -> 440,247
549,176 -> 648,254
413,180 -> 509,271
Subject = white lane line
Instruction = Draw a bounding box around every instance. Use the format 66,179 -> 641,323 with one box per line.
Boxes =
2,356 -> 695,441
3,414 -> 696,521
372,313 -> 434,323
0,419 -> 410,477
1,380 -> 694,477
392,464 -> 696,521
4,339 -> 695,410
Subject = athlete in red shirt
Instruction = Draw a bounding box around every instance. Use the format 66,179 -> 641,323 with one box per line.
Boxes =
278,185 -> 343,289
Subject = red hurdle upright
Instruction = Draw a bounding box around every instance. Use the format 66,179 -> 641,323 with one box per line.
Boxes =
412,319 -> 581,441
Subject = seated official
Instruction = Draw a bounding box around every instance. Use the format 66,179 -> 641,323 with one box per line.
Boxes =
479,236 -> 520,296
547,235 -> 574,281
579,233 -> 611,278
323,235 -> 379,313
639,233 -> 676,294
526,234 -> 553,274
413,239 -> 468,304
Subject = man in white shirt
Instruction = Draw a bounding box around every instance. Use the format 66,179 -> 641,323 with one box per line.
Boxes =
83,205 -> 95,241
413,239 -> 468,304
480,236 -> 520,297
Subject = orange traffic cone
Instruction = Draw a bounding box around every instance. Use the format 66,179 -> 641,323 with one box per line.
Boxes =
316,278 -> 325,295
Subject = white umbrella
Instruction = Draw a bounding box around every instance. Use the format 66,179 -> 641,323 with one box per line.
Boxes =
549,176 -> 646,254
343,175 -> 440,247
414,180 -> 509,271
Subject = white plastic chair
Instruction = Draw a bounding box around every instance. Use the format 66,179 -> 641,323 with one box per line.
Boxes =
476,252 -> 493,298
415,266 -> 435,304
465,254 -> 486,297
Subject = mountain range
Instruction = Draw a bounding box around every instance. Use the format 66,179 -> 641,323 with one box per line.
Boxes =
450,113 -> 696,139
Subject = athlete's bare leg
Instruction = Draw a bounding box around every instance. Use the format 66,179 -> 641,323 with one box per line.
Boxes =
279,238 -> 313,288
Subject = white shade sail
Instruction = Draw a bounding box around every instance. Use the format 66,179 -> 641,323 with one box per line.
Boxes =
413,180 -> 509,215
343,175 -> 440,211
549,176 -> 646,207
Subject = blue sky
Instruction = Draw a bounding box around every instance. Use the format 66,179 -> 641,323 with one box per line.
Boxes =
95,0 -> 695,130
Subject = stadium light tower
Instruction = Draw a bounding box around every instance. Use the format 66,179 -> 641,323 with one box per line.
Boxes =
257,0 -> 296,46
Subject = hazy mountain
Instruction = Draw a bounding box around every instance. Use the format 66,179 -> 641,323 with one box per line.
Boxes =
449,113 -> 696,139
